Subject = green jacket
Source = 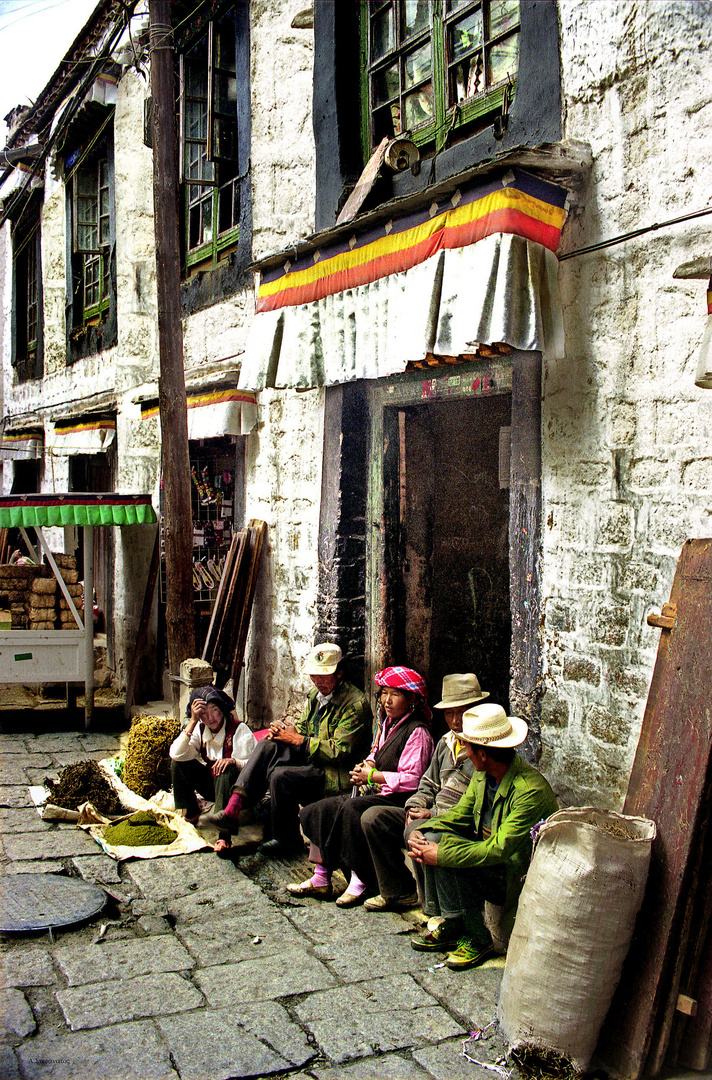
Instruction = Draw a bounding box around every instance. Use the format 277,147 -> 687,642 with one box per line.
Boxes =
295,679 -> 373,796
426,753 -> 558,926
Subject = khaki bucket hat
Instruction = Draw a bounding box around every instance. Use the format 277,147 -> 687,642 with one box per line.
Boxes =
460,703 -> 528,748
433,673 -> 489,710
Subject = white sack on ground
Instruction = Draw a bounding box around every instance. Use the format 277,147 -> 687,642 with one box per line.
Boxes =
497,806 -> 656,1074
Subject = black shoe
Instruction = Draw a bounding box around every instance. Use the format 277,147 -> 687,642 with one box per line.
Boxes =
200,809 -> 240,834
258,838 -> 302,858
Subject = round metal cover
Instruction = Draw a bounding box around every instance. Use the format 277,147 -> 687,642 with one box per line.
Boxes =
0,874 -> 106,933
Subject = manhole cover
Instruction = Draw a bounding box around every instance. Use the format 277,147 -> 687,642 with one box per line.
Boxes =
0,874 -> 106,933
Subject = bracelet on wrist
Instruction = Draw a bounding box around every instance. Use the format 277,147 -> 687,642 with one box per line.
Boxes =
367,768 -> 376,784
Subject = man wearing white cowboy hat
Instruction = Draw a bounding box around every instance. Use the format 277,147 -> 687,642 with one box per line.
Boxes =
408,702 -> 558,970
202,642 -> 372,857
359,673 -> 488,912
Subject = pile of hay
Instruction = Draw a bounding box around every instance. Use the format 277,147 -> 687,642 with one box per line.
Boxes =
122,715 -> 180,800
46,760 -> 123,817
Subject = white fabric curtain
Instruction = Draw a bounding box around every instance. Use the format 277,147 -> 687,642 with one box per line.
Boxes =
186,396 -> 258,438
50,422 -> 115,455
239,234 -> 563,391
0,435 -> 43,461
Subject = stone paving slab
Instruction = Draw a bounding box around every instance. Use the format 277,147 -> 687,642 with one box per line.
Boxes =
415,959 -> 505,1030
28,734 -> 84,753
310,1052 -> 435,1079
56,971 -> 204,1030
2,986 -> 37,1037
195,948 -> 336,1004
157,1001 -> 316,1080
55,936 -> 194,986
312,930 -> 436,982
0,1046 -> 21,1080
166,876 -> 275,923
0,735 -> 31,753
3,828 -> 102,860
0,763 -> 41,785
70,853 -> 122,885
78,733 -> 126,753
413,1034 -> 510,1080
126,850 -> 251,901
50,751 -> 112,768
4,859 -> 65,874
15,1020 -> 179,1080
285,901 -> 413,943
175,907 -> 305,965
294,974 -> 466,1064
0,784 -> 34,807
0,806 -> 53,832
0,945 -> 56,987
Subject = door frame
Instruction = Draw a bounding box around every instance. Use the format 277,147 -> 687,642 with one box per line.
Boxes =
365,351 -> 543,756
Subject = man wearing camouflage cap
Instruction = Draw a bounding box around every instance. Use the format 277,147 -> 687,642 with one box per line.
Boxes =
203,642 -> 372,856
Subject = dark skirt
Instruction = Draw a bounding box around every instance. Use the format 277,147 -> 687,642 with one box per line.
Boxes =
299,790 -> 409,890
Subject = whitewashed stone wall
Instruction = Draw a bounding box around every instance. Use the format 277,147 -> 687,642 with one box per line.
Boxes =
539,0 -> 712,807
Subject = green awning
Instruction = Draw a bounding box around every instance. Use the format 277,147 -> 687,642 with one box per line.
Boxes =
0,494 -> 157,529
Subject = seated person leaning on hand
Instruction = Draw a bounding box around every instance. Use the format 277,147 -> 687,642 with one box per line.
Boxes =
169,686 -> 257,856
360,671 -> 488,912
408,703 -> 558,971
201,643 -> 373,857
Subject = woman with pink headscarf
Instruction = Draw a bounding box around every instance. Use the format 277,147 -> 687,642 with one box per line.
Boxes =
290,666 -> 434,906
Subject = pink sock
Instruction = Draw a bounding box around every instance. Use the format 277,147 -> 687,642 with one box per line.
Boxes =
347,870 -> 366,896
310,864 -> 330,888
225,792 -> 243,818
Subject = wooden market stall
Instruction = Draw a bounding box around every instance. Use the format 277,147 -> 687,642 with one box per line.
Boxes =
0,493 -> 157,727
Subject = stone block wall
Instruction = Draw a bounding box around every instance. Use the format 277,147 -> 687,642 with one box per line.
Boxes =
539,0 -> 712,807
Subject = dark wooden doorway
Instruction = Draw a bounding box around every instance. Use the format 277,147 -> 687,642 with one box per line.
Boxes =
367,367 -> 513,720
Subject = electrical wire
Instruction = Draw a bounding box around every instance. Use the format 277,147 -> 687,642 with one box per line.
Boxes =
559,206 -> 712,260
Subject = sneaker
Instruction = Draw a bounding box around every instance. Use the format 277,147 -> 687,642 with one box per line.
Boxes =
445,937 -> 495,970
364,892 -> 419,912
410,918 -> 464,951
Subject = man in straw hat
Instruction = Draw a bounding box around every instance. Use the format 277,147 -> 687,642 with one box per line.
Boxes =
202,642 -> 372,857
359,673 -> 488,912
408,702 -> 557,970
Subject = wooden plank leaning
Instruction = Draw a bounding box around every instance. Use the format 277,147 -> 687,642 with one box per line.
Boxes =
230,519 -> 266,690
595,538 -> 712,1078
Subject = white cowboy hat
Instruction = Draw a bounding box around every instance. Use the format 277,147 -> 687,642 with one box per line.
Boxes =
460,703 -> 528,748
433,672 -> 489,710
303,642 -> 342,676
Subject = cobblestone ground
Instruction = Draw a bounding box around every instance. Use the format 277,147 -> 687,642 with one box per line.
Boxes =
0,722 -> 510,1080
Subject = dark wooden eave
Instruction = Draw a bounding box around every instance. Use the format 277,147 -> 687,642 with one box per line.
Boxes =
248,139 -> 593,275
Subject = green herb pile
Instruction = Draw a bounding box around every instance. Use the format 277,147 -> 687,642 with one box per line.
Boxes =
46,760 -> 123,816
104,810 -> 178,847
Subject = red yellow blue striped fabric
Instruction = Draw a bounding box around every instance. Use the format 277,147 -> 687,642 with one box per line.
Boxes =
140,387 -> 257,420
54,419 -> 115,436
257,169 -> 567,314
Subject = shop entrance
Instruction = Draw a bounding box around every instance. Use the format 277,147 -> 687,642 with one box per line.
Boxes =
367,368 -> 513,722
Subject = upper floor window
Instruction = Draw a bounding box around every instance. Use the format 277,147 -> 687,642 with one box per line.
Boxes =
65,115 -> 117,359
364,0 -> 520,152
73,152 -> 112,321
179,15 -> 241,271
12,193 -> 43,382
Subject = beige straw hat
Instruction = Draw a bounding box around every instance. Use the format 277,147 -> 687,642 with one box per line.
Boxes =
460,703 -> 528,748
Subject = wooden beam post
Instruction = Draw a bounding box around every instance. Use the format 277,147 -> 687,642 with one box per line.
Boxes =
148,0 -> 195,696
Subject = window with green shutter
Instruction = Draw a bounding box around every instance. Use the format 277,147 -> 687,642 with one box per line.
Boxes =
363,0 -> 520,155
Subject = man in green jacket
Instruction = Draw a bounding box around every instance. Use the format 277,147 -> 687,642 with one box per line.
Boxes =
203,642 -> 372,856
408,702 -> 557,970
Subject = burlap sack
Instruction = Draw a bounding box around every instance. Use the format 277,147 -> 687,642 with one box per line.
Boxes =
497,807 -> 656,1074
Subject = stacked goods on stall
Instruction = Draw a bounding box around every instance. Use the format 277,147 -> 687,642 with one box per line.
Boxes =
0,564 -> 34,627
28,575 -> 57,630
46,554 -> 84,630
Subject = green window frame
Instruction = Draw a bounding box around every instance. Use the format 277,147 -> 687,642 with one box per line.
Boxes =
361,0 -> 520,156
12,199 -> 43,381
179,15 -> 240,271
73,155 -> 112,321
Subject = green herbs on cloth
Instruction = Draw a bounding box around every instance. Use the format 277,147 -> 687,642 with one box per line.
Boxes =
103,811 -> 177,847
